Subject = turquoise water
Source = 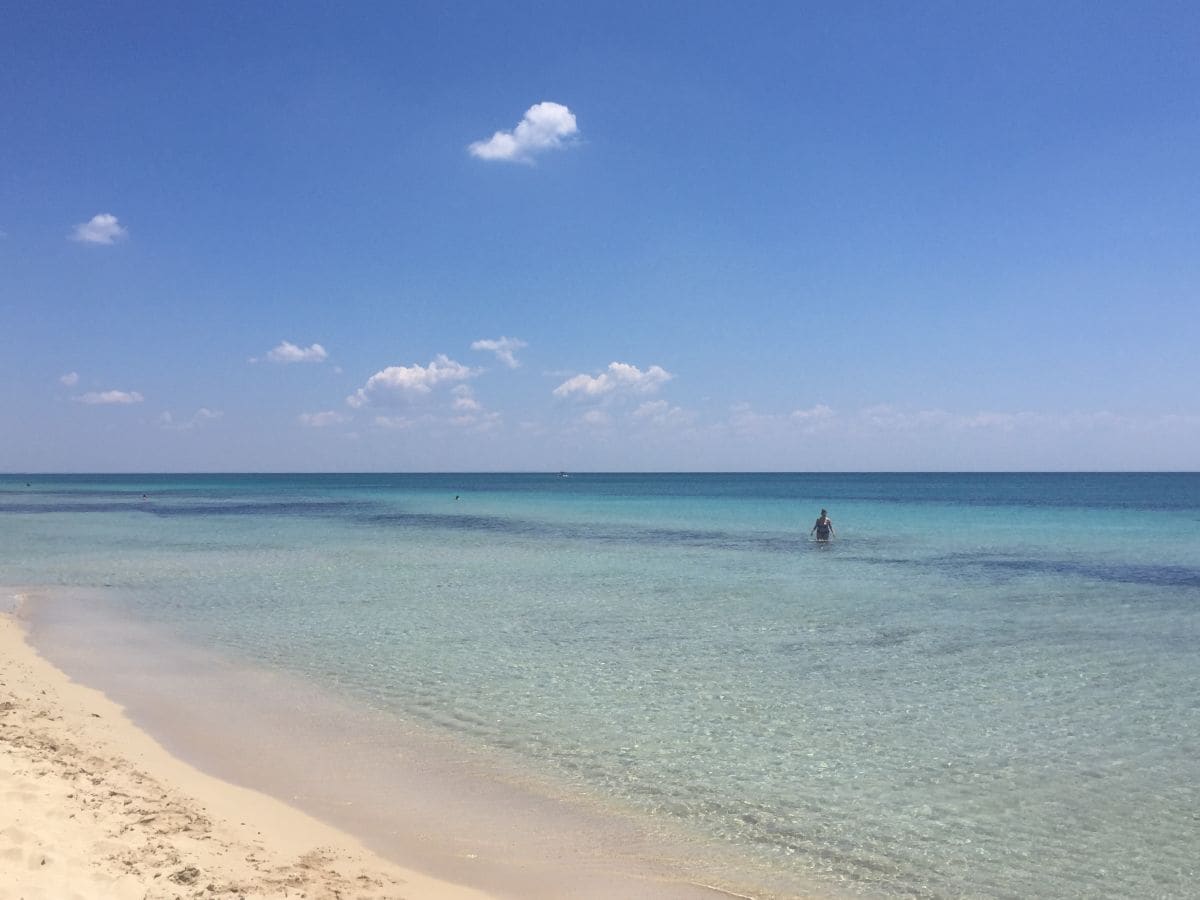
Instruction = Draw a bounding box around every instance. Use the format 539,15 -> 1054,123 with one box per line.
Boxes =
2,473 -> 1199,897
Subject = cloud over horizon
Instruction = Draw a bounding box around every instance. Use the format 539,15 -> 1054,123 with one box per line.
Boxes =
298,410 -> 348,428
553,362 -> 673,399
72,213 -> 127,245
469,102 -> 579,163
347,355 -> 477,408
256,341 -> 329,364
75,389 -> 143,405
633,399 -> 695,428
451,385 -> 482,412
159,408 -> 222,431
581,409 -> 611,427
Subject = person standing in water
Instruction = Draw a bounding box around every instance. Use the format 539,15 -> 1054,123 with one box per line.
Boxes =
811,509 -> 835,542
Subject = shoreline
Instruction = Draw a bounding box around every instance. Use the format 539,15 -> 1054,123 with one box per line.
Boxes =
0,590 -> 495,900
3,587 -> 772,900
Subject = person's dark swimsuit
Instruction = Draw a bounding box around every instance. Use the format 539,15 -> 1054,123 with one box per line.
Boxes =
814,519 -> 832,541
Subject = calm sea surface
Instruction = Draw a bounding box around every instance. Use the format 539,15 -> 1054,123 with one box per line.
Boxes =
2,473 -> 1198,897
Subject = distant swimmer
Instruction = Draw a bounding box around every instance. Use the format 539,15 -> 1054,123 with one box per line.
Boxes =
810,509 -> 835,542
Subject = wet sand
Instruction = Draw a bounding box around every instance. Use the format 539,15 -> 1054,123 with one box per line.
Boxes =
0,600 -> 499,899
2,588 -> 758,899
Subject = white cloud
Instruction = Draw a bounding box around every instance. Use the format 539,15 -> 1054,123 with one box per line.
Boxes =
633,400 -> 695,428
846,405 -> 1181,436
469,102 -> 579,163
859,404 -> 949,431
76,389 -> 143,405
471,336 -> 527,368
72,213 -> 128,245
791,404 -> 834,422
298,410 -> 347,428
451,385 -> 482,412
347,355 -> 478,408
1148,413 -> 1200,431
452,410 -> 503,431
633,400 -> 669,419
257,341 -> 328,364
553,362 -> 673,399
160,408 -> 222,431
727,402 -> 836,437
581,409 -> 611,427
59,371 -> 79,387
447,387 -> 500,431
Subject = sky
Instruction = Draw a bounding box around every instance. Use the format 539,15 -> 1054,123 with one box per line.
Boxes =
2,1 -> 1198,472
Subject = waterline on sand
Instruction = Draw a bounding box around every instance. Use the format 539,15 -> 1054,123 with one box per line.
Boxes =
17,585 -> 783,899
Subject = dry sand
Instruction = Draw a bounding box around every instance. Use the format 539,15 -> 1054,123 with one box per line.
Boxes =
0,604 -> 495,900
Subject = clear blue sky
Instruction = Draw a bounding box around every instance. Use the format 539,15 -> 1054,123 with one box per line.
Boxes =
3,2 -> 1197,471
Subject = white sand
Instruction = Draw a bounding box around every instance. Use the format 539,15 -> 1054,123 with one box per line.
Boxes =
0,603 -> 495,900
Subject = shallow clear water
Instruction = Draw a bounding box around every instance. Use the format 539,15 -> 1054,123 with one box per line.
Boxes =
2,473 -> 1199,897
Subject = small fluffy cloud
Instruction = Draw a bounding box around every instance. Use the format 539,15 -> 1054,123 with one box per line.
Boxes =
553,362 -> 673,399
257,341 -> 328,364
59,371 -> 79,387
347,355 -> 477,408
76,389 -> 143,405
72,213 -> 128,245
581,409 -> 611,427
298,410 -> 348,428
471,336 -> 527,368
469,102 -> 578,163
451,385 -> 482,412
448,386 -> 501,431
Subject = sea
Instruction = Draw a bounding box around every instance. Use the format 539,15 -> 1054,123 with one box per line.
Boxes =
1,473 -> 1198,898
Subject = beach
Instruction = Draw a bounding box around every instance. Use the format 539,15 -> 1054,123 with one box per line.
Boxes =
0,596 -> 499,900
2,586 -> 748,900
